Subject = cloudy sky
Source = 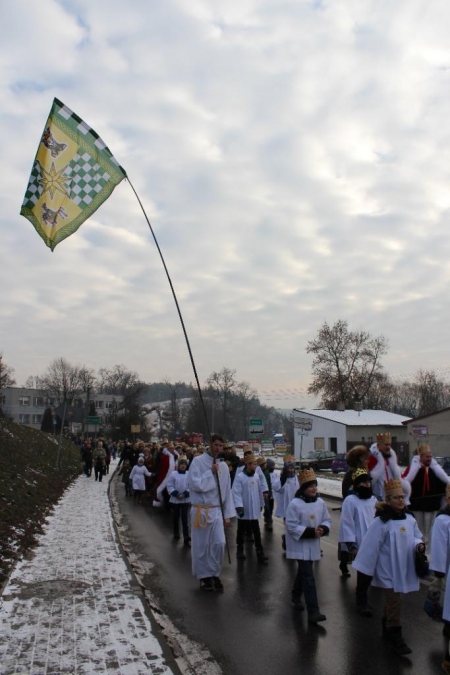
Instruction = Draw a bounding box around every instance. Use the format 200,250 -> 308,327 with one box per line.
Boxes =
1,0 -> 450,409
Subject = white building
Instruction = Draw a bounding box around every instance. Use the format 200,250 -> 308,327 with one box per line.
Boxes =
292,408 -> 411,463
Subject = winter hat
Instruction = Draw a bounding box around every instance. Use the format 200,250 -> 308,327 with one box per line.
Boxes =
346,445 -> 369,469
284,454 -> 296,469
138,457 -> 145,464
177,456 -> 188,468
266,458 -> 276,469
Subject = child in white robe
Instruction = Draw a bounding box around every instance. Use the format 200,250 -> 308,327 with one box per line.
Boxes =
232,453 -> 268,562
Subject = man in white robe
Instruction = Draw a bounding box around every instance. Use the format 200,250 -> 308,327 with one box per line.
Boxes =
188,434 -> 236,591
429,484 -> 450,674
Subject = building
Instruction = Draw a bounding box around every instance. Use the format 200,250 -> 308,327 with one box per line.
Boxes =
292,408 -> 411,463
0,387 -> 122,434
403,407 -> 450,457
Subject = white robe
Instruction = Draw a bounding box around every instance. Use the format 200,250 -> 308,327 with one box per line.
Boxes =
285,497 -> 332,561
274,475 -> 299,518
188,454 -> 235,579
429,511 -> 450,621
338,494 -> 377,547
167,470 -> 191,504
236,465 -> 269,493
232,470 -> 265,519
353,513 -> 423,593
129,464 -> 152,491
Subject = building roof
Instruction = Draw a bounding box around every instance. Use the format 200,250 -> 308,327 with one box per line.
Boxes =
293,408 -> 411,427
403,406 -> 450,424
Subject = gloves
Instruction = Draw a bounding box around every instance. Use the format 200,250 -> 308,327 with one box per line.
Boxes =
236,507 -> 245,518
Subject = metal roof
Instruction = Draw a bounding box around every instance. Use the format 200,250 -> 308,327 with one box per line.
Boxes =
293,408 -> 411,427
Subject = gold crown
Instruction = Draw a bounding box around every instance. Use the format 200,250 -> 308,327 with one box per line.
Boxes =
418,444 -> 431,455
257,456 -> 266,466
352,468 -> 370,482
376,432 -> 391,443
284,454 -> 296,463
244,453 -> 257,465
178,455 -> 188,462
299,468 -> 317,485
384,479 -> 404,499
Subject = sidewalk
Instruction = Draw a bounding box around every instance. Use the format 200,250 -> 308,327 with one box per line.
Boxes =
0,464 -> 178,675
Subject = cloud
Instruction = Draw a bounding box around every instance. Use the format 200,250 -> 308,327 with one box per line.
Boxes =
1,0 -> 450,409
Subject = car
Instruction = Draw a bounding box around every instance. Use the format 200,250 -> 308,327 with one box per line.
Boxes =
435,456 -> 450,476
331,453 -> 348,474
299,450 -> 336,471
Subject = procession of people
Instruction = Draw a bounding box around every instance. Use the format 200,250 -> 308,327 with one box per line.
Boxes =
81,431 -> 450,668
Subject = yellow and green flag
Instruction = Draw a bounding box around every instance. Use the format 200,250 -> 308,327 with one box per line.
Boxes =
20,98 -> 126,251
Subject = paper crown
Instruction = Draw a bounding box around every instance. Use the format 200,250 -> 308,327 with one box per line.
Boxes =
177,455 -> 188,464
244,453 -> 257,465
299,468 -> 317,485
352,468 -> 371,483
257,456 -> 266,466
376,432 -> 391,443
384,479 -> 404,499
418,444 -> 431,455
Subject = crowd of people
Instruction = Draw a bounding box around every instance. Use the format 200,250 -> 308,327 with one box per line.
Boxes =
77,432 -> 450,668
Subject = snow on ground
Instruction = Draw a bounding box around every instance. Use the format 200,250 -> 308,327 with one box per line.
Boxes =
0,462 -> 176,675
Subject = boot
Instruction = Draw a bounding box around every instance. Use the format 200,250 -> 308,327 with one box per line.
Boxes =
356,594 -> 373,617
386,626 -> 412,656
308,611 -> 326,623
257,549 -> 269,564
339,562 -> 351,577
236,546 -> 246,560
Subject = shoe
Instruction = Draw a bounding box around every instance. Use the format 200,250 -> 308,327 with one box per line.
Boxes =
257,550 -> 269,564
339,563 -> 351,578
183,539 -> 191,547
291,599 -> 305,610
308,612 -> 327,623
386,627 -> 412,656
356,601 -> 373,617
212,577 -> 224,592
200,578 -> 215,591
236,546 -> 246,560
442,659 -> 450,675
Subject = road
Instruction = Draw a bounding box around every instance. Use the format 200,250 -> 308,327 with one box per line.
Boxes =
112,475 -> 445,675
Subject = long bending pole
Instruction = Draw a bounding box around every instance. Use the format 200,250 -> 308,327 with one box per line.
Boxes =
127,178 -> 231,563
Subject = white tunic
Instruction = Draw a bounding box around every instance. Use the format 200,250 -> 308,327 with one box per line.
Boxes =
188,454 -> 236,579
338,494 -> 377,547
129,464 -> 152,491
285,497 -> 332,561
232,470 -> 265,519
353,513 -> 423,593
429,511 -> 450,621
274,475 -> 300,518
167,470 -> 191,504
236,465 -> 269,493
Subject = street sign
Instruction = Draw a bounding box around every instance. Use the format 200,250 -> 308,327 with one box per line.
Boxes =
86,416 -> 101,425
131,424 -> 141,434
412,425 -> 428,438
249,418 -> 264,436
293,416 -> 312,431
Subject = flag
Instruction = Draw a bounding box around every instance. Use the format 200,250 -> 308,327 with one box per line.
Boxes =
20,98 -> 126,251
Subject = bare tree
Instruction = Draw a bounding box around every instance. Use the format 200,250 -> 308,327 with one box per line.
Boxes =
0,355 -> 16,389
39,358 -> 84,405
206,368 -> 237,438
306,320 -> 388,409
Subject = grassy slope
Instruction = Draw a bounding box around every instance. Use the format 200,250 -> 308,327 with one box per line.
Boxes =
0,417 -> 82,587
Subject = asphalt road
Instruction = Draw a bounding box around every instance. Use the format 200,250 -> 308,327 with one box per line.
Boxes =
112,476 -> 446,675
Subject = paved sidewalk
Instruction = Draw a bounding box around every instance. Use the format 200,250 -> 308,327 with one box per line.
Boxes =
0,465 -> 178,675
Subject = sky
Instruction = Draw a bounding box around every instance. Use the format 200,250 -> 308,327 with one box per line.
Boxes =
1,0 -> 450,410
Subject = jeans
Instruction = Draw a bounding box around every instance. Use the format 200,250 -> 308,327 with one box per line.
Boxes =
236,519 -> 263,550
292,560 -> 319,614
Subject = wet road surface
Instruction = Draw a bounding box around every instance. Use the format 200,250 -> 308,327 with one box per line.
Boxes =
112,476 -> 445,675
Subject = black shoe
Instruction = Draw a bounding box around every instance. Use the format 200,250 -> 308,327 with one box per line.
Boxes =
308,612 -> 327,623
386,627 -> 412,656
212,577 -> 224,592
339,563 -> 351,578
257,550 -> 269,564
200,578 -> 215,591
291,599 -> 305,610
236,547 -> 246,560
356,601 -> 373,617
183,539 -> 191,547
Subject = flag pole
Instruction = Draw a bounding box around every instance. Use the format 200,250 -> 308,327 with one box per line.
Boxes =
126,178 -> 231,563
